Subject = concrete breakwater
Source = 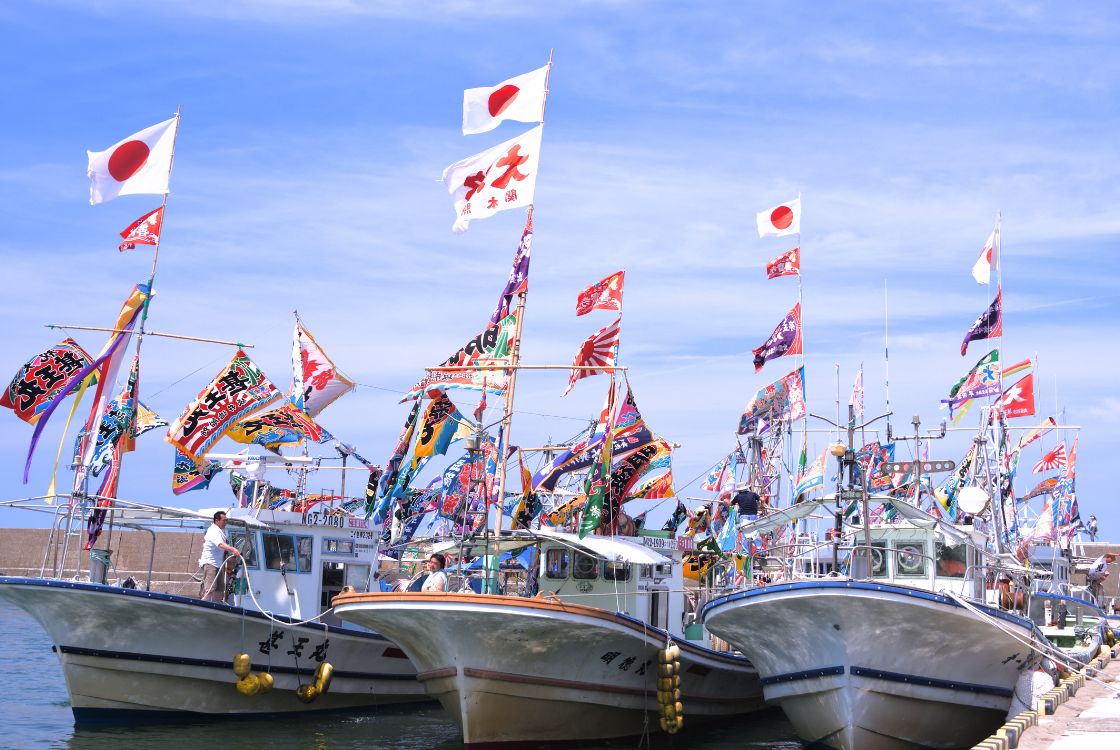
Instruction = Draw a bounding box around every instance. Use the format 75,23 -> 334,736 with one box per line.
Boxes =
0,528 -> 204,595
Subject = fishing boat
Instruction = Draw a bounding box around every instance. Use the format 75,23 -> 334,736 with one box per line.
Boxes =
0,111 -> 430,720
334,529 -> 765,746
701,490 -> 1046,750
0,493 -> 426,721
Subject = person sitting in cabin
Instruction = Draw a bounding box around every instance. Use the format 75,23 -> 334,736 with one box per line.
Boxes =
731,486 -> 760,522
420,553 -> 448,593
1086,552 -> 1117,602
199,511 -> 240,603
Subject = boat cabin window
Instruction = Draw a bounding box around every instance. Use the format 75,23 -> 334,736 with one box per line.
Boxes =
262,533 -> 315,573
545,548 -> 570,579
323,538 -> 355,555
870,541 -> 889,577
935,542 -> 967,578
572,552 -> 599,580
228,530 -> 258,568
603,560 -> 631,582
894,541 -> 927,578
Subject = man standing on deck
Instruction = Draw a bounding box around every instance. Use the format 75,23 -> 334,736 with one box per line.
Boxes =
732,485 -> 761,522
199,511 -> 241,603
1086,551 -> 1116,603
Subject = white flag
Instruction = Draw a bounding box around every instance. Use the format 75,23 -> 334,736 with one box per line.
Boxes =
756,196 -> 801,237
442,125 -> 543,233
971,229 -> 998,285
463,64 -> 548,136
87,117 -> 178,205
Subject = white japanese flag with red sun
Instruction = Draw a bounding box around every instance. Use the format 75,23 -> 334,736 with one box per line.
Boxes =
442,125 -> 543,233
87,117 -> 178,205
756,196 -> 801,238
463,64 -> 548,136
971,228 -> 998,285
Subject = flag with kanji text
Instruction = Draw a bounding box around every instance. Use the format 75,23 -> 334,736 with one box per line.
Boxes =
1000,373 -> 1035,419
166,350 -> 281,460
576,270 -> 625,316
119,207 -> 164,251
960,289 -> 1002,356
765,247 -> 800,279
2,338 -> 95,425
490,216 -> 533,324
443,125 -> 543,233
290,321 -> 355,417
226,402 -> 328,451
403,313 -> 518,400
752,303 -> 802,373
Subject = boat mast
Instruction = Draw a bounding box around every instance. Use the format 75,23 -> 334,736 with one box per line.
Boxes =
493,50 -> 552,540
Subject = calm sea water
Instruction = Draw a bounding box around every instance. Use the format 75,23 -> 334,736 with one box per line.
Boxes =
0,600 -> 802,750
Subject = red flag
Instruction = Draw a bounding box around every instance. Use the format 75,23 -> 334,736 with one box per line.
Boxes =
1032,442 -> 1067,474
1001,373 -> 1035,419
576,271 -> 625,316
118,207 -> 164,251
765,247 -> 800,279
563,317 -> 621,396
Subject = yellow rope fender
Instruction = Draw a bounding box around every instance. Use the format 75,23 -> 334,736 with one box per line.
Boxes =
313,662 -> 334,695
233,653 -> 252,678
656,640 -> 684,733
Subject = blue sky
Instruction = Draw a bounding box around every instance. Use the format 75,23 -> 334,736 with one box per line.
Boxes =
0,2 -> 1117,539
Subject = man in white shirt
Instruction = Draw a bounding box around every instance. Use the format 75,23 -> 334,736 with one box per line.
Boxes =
199,511 -> 241,602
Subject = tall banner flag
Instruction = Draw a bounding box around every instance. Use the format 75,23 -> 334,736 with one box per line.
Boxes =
1001,372 -> 1035,419
1051,437 -> 1081,536
849,367 -> 864,423
948,349 -> 1000,404
490,216 -> 533,324
462,64 -> 548,135
960,289 -> 1002,356
757,196 -> 801,238
166,350 -> 281,460
2,339 -> 95,424
118,207 -> 164,251
752,303 -> 802,372
765,247 -> 800,279
290,321 -> 355,416
442,124 -> 544,233
1023,477 -> 1058,501
1032,442 -> 1067,474
83,355 -> 140,476
575,271 -> 625,316
403,313 -> 518,400
701,455 -> 731,492
563,316 -> 621,396
971,228 -> 998,285
738,366 -> 806,434
579,386 -> 616,538
371,400 -> 423,519
26,284 -> 150,482
87,116 -> 178,205
226,403 -> 327,451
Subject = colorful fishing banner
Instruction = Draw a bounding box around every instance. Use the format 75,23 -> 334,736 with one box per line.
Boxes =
82,355 -> 140,476
1032,442 -> 1067,474
794,447 -> 828,497
579,383 -> 616,538
1023,477 -> 1058,502
134,401 -> 167,437
226,402 -> 327,451
960,289 -> 1002,356
738,366 -> 806,434
490,217 -> 533,324
172,447 -> 224,495
290,321 -> 355,417
630,470 -> 675,500
413,390 -> 464,460
403,313 -> 518,400
662,500 -> 689,532
701,455 -> 731,493
948,349 -> 1000,404
166,349 -> 281,461
576,270 -> 625,316
27,283 -> 150,483
752,303 -> 802,373
2,338 -> 95,424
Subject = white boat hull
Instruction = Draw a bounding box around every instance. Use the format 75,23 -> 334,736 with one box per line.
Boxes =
334,591 -> 765,746
701,581 -> 1042,750
0,576 -> 426,721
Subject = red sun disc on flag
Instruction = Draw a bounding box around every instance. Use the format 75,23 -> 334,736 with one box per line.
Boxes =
770,205 -> 794,230
488,85 -> 520,117
108,140 -> 151,182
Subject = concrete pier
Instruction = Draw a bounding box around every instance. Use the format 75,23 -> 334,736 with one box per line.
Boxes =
1012,646 -> 1120,750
